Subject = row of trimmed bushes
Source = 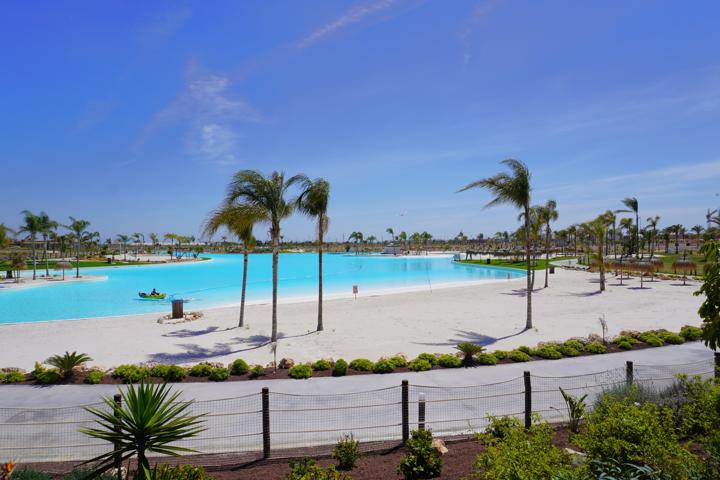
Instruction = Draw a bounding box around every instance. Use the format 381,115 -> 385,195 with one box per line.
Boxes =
0,325 -> 704,384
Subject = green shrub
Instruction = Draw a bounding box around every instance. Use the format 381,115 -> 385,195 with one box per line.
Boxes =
162,365 -> 187,382
148,464 -> 214,480
642,335 -> 664,347
578,398 -> 699,478
348,358 -> 374,372
287,458 -> 350,480
188,362 -> 214,377
397,429 -> 442,480
534,345 -> 562,360
474,421 -> 571,479
333,359 -> 348,377
9,469 -> 51,480
388,355 -> 408,368
312,359 -> 332,371
456,343 -> 484,366
249,365 -> 265,379
612,335 -> 638,346
558,344 -> 579,357
0,372 -> 4,382
3,370 -> 25,383
229,358 -> 249,375
372,359 -> 395,374
584,341 -> 608,354
332,434 -> 360,471
84,370 -> 104,385
616,340 -> 633,350
517,345 -> 534,355
662,333 -> 685,345
416,353 -> 438,366
112,364 -> 149,383
149,364 -> 170,378
492,350 -> 508,360
508,350 -> 530,362
475,353 -> 498,365
35,367 -> 62,385
62,469 -> 115,480
679,325 -> 703,341
674,374 -> 720,437
288,364 -> 313,379
479,415 -> 524,443
563,339 -> 585,351
437,354 -> 462,368
408,358 -> 433,372
208,367 -> 229,382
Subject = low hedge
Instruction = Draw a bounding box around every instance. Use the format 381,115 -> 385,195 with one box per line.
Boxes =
288,364 -> 313,379
349,358 -> 374,372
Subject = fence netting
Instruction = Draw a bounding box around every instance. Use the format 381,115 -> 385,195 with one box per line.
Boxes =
0,356 -> 714,466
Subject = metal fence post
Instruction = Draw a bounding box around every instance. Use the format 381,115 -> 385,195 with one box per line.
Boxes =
262,387 -> 270,459
401,380 -> 409,443
626,361 -> 634,387
523,371 -> 531,429
113,394 -> 122,480
715,352 -> 720,380
418,393 -> 426,431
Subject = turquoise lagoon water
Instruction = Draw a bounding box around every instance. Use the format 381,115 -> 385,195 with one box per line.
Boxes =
0,254 -> 523,324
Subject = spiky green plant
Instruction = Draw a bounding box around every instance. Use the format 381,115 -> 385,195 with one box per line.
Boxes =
45,351 -> 92,379
559,387 -> 587,434
455,342 -> 484,366
80,382 -> 206,477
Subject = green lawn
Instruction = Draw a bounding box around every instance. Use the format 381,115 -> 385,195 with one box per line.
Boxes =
0,258 -> 173,271
458,256 -> 576,271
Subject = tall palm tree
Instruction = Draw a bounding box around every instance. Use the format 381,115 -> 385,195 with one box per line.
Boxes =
36,212 -> 58,277
539,200 -> 558,288
133,233 -> 145,255
386,228 -> 395,242
691,225 -> 704,249
459,158 -> 533,329
225,170 -> 307,343
65,217 -> 91,278
587,211 -> 613,292
116,234 -> 131,261
18,210 -> 42,280
620,197 -> 639,256
645,216 -> 660,258
204,205 -> 258,328
297,178 -> 330,332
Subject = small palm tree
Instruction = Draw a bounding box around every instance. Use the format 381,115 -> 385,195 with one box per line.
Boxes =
18,210 -> 42,280
587,211 -> 614,291
80,383 -> 206,477
65,217 -> 90,278
204,205 -> 258,328
225,170 -> 308,343
37,212 -> 58,278
455,342 -> 484,367
459,159 -> 533,329
46,351 -> 92,379
297,178 -> 330,332
620,197 -> 639,256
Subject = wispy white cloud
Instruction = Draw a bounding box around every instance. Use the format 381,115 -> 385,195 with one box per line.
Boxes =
459,0 -> 504,67
187,124 -> 241,167
297,0 -> 398,49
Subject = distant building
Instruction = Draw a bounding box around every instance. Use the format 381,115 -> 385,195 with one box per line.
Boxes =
382,243 -> 403,255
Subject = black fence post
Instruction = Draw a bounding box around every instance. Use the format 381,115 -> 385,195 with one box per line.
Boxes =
401,380 -> 409,443
523,371 -> 532,429
715,352 -> 720,380
113,394 -> 122,480
626,361 -> 634,387
262,387 -> 270,459
418,392 -> 426,431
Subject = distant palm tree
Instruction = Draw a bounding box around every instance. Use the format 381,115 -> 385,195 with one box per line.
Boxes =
19,210 -> 42,280
587,211 -> 613,292
386,228 -> 395,242
297,178 -> 330,332
65,217 -> 91,278
539,200 -> 558,288
204,205 -> 258,327
645,215 -> 660,258
36,212 -> 58,277
0,223 -> 13,249
691,225 -> 704,248
116,234 -> 131,261
149,233 -> 159,247
620,197 -> 639,256
133,233 -> 145,255
459,158 -> 533,329
225,170 -> 307,343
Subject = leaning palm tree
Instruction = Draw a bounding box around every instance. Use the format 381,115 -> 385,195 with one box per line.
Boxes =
37,212 -> 58,277
225,170 -> 307,343
386,228 -> 395,242
459,159 -> 533,329
620,197 -> 639,256
297,178 -> 331,332
65,217 -> 91,278
204,204 -> 258,328
18,210 -> 42,280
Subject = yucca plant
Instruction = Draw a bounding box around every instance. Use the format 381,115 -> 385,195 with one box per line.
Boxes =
455,342 -> 484,366
80,382 -> 206,478
46,351 -> 92,379
559,387 -> 587,434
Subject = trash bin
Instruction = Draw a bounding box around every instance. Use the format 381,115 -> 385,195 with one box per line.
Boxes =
486,258 -> 491,264
550,266 -> 555,274
172,299 -> 184,319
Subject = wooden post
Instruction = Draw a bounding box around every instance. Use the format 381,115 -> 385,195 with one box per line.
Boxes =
626,361 -> 634,387
113,394 -> 122,480
171,299 -> 184,319
401,380 -> 409,443
418,392 -> 426,431
262,387 -> 270,459
523,371 -> 532,429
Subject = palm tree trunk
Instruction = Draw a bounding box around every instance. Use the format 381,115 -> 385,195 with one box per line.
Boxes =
598,240 -> 605,291
31,239 -> 37,280
317,224 -> 324,332
44,235 -> 50,277
76,237 -> 81,278
271,225 -> 279,343
239,248 -> 248,328
544,227 -> 550,288
524,206 -> 532,330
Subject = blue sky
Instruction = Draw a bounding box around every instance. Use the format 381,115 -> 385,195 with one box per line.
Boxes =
2,0 -> 720,242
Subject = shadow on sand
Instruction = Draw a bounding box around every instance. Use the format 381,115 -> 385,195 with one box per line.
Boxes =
413,328 -> 528,348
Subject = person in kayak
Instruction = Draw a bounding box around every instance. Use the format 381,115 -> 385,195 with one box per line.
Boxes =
151,288 -> 159,296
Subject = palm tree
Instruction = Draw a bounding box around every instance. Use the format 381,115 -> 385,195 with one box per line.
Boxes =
386,228 -> 395,242
0,224 -> 12,249
36,212 -> 58,277
225,170 -> 307,343
349,231 -> 364,252
645,215 -> 660,258
539,200 -> 558,288
620,197 -> 639,256
133,232 -> 145,255
149,232 -> 159,247
691,225 -> 704,249
116,234 -> 131,261
204,205 -> 258,328
587,211 -> 613,292
18,210 -> 42,280
459,158 -> 533,329
567,224 -> 578,256
65,217 -> 91,278
297,178 -> 330,332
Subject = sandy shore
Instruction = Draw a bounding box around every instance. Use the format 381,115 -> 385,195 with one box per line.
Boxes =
0,269 -> 703,370
0,274 -> 106,290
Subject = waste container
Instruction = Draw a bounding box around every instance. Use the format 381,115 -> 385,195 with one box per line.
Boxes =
172,299 -> 184,319
550,266 -> 555,274
486,258 -> 491,264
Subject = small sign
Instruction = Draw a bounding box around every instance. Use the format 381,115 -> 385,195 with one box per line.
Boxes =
352,285 -> 358,299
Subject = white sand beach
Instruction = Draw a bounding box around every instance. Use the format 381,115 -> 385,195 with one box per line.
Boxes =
0,268 -> 703,371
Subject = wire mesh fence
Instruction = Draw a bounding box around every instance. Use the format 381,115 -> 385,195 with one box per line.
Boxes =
1,356 -> 715,466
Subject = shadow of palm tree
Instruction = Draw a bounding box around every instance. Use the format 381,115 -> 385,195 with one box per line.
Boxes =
414,328 -> 527,347
566,290 -> 602,297
163,326 -> 220,338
